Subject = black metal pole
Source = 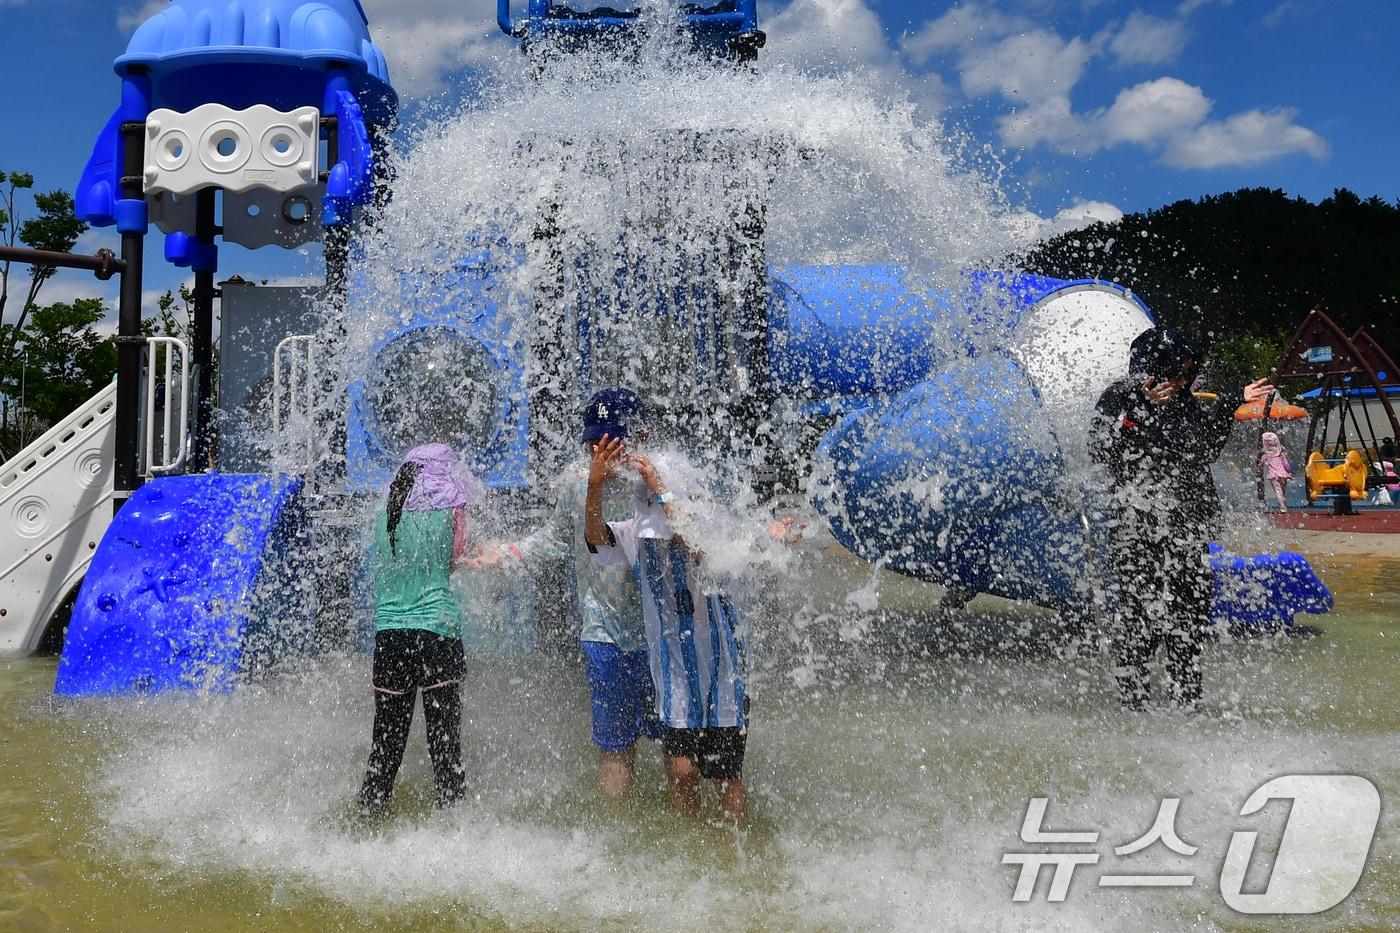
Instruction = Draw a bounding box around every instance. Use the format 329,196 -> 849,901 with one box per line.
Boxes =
113,119 -> 147,515
192,188 -> 217,470
0,245 -> 125,278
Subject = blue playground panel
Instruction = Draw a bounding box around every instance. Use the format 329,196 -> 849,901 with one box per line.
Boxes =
811,283 -> 1334,627
56,474 -> 314,696
344,252 -> 530,495
768,265 -> 949,399
115,0 -> 393,119
1209,545 -> 1333,630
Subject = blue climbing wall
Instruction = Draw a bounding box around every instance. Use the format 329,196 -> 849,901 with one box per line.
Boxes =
55,473 -> 313,696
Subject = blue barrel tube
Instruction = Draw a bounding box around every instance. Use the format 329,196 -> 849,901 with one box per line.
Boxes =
812,352 -> 1094,611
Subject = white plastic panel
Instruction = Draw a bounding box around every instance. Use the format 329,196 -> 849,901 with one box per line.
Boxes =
0,384 -> 115,654
144,103 -> 320,197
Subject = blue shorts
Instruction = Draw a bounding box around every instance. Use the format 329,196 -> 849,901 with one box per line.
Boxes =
582,641 -> 663,753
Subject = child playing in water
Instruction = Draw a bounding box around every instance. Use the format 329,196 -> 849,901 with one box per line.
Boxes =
583,430 -> 802,828
476,388 -> 662,798
359,443 -> 475,817
1258,431 -> 1292,512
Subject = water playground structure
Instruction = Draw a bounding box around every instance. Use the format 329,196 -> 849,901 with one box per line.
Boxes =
0,0 -> 1333,695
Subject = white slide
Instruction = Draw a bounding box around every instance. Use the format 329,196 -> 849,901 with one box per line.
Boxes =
0,384 -> 115,654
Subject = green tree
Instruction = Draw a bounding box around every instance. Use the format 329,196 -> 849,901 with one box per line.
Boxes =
0,171 -> 91,452
142,284 -> 198,342
9,298 -> 115,437
1022,186 -> 1400,361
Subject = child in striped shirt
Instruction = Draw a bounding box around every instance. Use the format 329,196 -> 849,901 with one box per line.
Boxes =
584,434 -> 802,827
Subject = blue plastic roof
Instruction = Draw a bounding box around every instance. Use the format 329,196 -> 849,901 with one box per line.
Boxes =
1297,384 -> 1400,399
502,0 -> 759,49
115,0 -> 395,120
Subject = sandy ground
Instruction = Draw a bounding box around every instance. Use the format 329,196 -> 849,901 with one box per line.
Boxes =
1277,530 -> 1400,561
1216,521 -> 1400,562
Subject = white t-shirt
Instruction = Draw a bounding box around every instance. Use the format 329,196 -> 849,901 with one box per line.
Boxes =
591,485 -> 749,731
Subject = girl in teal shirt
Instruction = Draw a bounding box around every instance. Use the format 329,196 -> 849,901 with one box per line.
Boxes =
360,443 -> 474,816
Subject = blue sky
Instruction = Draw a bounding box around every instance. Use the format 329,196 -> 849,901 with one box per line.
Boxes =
1,0 -> 1396,314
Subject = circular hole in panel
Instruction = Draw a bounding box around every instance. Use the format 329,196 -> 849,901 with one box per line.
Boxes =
155,131 -> 192,171
261,125 -> 305,167
246,204 -> 262,217
364,328 -> 502,458
200,122 -> 251,172
282,196 -> 312,225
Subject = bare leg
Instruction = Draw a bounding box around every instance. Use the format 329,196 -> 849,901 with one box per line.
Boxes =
1272,478 -> 1288,511
665,754 -> 702,819
715,777 -> 748,829
598,746 -> 637,798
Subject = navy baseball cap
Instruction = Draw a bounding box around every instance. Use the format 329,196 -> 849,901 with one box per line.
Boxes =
581,388 -> 646,443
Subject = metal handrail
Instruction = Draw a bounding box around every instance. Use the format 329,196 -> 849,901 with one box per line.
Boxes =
144,337 -> 190,476
273,334 -> 317,472
498,0 -> 525,36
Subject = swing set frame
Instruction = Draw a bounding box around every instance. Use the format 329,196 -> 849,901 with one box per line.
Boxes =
1266,307 -> 1400,511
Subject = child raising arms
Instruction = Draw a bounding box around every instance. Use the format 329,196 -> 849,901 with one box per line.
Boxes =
584,434 -> 799,827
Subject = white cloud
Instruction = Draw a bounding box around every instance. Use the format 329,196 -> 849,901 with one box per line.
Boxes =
959,30 -> 1099,102
907,4 -> 1325,171
900,2 -> 1029,65
1163,106 -> 1330,169
763,0 -> 949,113
337,0 -> 523,96
1261,1 -> 1301,28
764,0 -> 892,71
117,1 -> 166,34
1099,77 -> 1211,146
997,73 -> 1325,171
1006,197 -> 1124,245
1109,12 -> 1188,66
997,96 -> 1089,152
1052,199 -> 1123,227
1177,0 -> 1233,15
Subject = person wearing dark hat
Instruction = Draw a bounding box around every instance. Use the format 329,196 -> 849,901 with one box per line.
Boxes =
1090,327 -> 1274,709
474,388 -> 661,799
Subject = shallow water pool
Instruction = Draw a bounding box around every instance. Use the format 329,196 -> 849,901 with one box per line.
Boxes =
2,547 -> 1397,931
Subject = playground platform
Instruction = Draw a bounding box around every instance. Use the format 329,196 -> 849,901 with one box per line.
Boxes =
1269,508 -> 1400,534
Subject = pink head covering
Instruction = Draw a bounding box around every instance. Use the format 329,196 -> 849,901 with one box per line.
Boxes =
399,443 -> 478,512
1261,432 -> 1283,456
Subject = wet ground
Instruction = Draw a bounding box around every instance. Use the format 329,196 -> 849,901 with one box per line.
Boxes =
2,535 -> 1397,931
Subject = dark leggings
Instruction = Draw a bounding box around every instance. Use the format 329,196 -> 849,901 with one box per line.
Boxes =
359,629 -> 466,813
1111,536 -> 1212,709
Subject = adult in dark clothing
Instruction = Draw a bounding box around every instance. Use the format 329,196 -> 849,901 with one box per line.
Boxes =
1089,328 -> 1273,708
